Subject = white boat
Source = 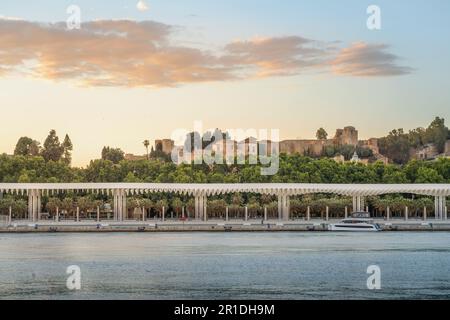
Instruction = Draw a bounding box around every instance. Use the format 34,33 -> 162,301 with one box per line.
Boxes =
328,217 -> 381,232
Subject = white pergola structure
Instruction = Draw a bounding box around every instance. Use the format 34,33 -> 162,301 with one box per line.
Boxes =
0,183 -> 449,222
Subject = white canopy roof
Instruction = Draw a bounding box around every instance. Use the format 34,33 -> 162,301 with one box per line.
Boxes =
0,183 -> 448,197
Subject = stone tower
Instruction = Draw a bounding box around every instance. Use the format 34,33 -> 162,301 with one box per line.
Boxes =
334,126 -> 358,146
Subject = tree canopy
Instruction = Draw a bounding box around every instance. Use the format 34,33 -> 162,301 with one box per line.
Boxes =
14,130 -> 73,164
14,137 -> 40,157
0,153 -> 448,184
316,128 -> 328,140
101,146 -> 125,164
378,117 -> 449,164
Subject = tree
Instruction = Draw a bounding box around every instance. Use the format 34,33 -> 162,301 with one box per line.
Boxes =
377,117 -> 449,163
378,129 -> 411,164
61,198 -> 75,217
127,198 -> 142,219
316,128 -> 328,140
424,117 -> 449,153
42,130 -> 64,162
261,194 -> 273,205
408,127 -> 426,148
231,193 -> 243,206
339,144 -> 357,160
14,137 -> 41,156
124,171 -> 142,182
83,159 -> 121,182
143,140 -> 150,160
18,171 -> 32,183
0,198 -> 27,218
46,198 -> 62,215
101,147 -> 125,164
77,197 -> 94,214
154,199 -> 168,216
356,146 -> 373,158
141,198 -> 153,211
171,197 -> 184,217
415,167 -> 444,183
62,134 -> 73,165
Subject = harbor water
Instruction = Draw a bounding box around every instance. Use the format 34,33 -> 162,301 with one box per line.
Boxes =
1,232 -> 450,299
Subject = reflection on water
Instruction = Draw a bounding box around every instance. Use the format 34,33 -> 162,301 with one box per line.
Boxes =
1,232 -> 450,299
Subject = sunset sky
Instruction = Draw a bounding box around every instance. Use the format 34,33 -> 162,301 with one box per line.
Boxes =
1,0 -> 449,167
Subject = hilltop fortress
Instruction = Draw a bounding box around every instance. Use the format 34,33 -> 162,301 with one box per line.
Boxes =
126,126 -> 388,164
280,126 -> 370,155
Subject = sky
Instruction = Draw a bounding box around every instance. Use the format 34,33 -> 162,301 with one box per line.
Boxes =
0,0 -> 449,167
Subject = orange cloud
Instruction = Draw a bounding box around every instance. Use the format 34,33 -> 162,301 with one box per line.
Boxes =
331,42 -> 413,76
222,36 -> 334,78
0,19 -> 412,88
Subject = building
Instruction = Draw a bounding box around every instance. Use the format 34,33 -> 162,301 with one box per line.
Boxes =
414,139 -> 450,161
351,151 -> 360,162
333,154 -> 345,163
415,143 -> 439,160
280,139 -> 330,156
359,138 -> 380,154
154,126 -> 393,165
239,137 -> 258,157
124,153 -> 146,161
334,126 -> 359,146
444,139 -> 450,157
211,139 -> 237,159
258,139 -> 276,157
280,126 -> 360,157
155,139 -> 175,154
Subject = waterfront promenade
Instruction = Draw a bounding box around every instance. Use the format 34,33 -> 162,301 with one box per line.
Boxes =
0,183 -> 449,232
2,218 -> 450,232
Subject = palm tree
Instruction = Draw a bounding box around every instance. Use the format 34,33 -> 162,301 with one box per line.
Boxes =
154,199 -> 168,218
143,140 -> 150,160
141,198 -> 153,219
76,197 -> 94,219
171,198 -> 184,218
47,197 -> 62,218
61,198 -> 74,220
127,198 -> 142,220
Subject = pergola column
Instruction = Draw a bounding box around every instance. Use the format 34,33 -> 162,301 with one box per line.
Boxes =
277,193 -> 289,221
435,196 -> 446,220
27,189 -> 41,222
434,196 -> 439,219
113,189 -> 127,221
194,195 -> 199,219
203,195 -> 208,221
195,193 -> 206,221
352,195 -> 363,212
277,194 -> 282,220
286,195 -> 290,220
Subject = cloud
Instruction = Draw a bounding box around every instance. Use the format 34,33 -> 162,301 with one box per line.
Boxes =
0,15 -> 23,21
331,42 -> 413,76
136,1 -> 149,12
0,19 -> 413,88
0,19 -> 232,87
222,36 -> 334,78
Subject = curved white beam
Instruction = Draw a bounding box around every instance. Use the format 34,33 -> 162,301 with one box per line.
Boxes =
0,183 -> 448,197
